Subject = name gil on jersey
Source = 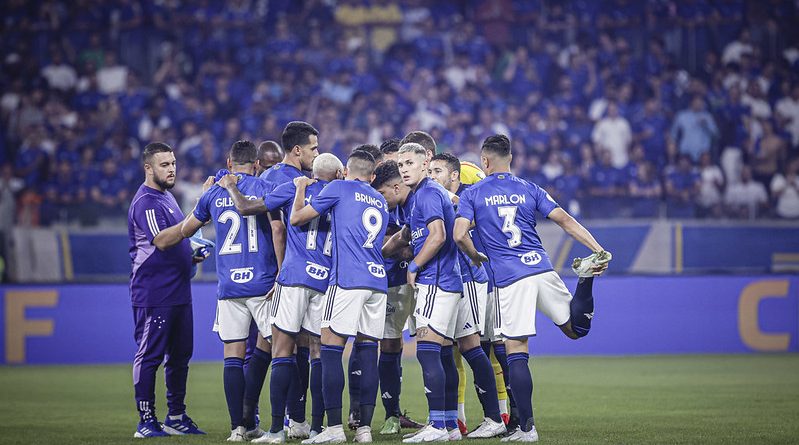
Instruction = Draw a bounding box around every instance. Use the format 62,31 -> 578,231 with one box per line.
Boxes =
215,195 -> 258,208
355,192 -> 384,209
484,194 -> 527,206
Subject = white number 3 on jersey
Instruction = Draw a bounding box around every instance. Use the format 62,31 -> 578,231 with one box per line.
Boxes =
497,206 -> 522,248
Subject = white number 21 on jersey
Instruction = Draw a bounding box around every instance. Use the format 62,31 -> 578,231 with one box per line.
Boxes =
497,206 -> 522,247
218,210 -> 258,255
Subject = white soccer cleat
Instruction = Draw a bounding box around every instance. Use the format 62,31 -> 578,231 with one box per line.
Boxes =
246,427 -> 267,440
500,426 -> 538,442
289,420 -> 312,439
227,426 -> 247,442
302,424 -> 346,444
572,251 -> 612,277
353,426 -> 373,443
467,418 -> 507,439
448,427 -> 462,441
252,430 -> 286,444
401,424 -> 449,443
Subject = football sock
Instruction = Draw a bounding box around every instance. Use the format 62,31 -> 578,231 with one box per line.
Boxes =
223,357 -> 245,430
463,346 -> 502,423
347,350 -> 361,416
310,358 -> 324,432
493,343 -> 516,410
417,341 -> 445,429
440,345 -> 459,430
355,342 -> 379,427
243,347 -> 271,429
378,351 -> 402,418
321,345 -> 345,427
507,353 -> 534,432
289,347 -> 310,423
269,357 -> 296,433
570,277 -> 595,337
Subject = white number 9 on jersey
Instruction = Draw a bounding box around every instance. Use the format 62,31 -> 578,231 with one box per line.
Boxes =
361,207 -> 383,248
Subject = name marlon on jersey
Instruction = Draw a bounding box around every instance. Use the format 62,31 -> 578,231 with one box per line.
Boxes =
484,193 -> 527,206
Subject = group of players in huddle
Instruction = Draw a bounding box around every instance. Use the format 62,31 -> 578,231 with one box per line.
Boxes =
131,121 -> 611,443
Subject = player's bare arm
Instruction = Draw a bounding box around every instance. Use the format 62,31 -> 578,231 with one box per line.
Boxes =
289,176 -> 319,226
152,214 -> 193,251
270,212 -> 286,269
218,173 -> 268,216
548,208 -> 610,274
382,225 -> 410,258
453,217 -> 488,267
407,219 -> 446,288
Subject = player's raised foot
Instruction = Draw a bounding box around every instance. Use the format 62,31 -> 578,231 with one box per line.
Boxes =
301,424 -> 346,444
133,419 -> 169,438
379,416 -> 401,435
457,419 -> 469,436
245,427 -> 267,440
402,424 -> 449,443
227,426 -> 248,442
500,426 -> 538,443
448,427 -> 463,441
572,250 -> 612,277
467,418 -> 507,439
354,426 -> 373,443
347,412 -> 361,431
399,411 -> 425,429
288,420 -> 312,439
161,413 -> 206,435
252,430 -> 286,444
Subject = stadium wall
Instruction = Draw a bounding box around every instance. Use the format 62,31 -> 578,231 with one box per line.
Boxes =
0,275 -> 796,365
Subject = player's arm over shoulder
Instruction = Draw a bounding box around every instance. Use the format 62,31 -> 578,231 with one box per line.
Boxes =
134,197 -> 190,251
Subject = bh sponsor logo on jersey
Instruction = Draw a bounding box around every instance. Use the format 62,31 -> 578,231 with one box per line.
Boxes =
215,195 -> 257,208
484,193 -> 527,206
520,250 -> 542,266
230,267 -> 255,283
367,262 -> 386,278
355,192 -> 384,209
305,261 -> 330,280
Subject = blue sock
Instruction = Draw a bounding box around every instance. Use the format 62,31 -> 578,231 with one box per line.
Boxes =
269,357 -> 296,433
243,347 -> 271,429
417,341 -> 445,429
378,352 -> 402,418
223,357 -> 245,430
440,345 -> 459,430
356,342 -> 379,427
347,350 -> 361,414
570,277 -> 595,337
507,353 -> 534,431
289,347 -> 310,423
463,346 -> 502,423
321,345 -> 345,426
310,358 -> 324,432
493,343 -> 516,410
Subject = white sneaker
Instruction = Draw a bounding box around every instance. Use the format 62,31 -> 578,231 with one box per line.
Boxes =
227,426 -> 247,442
289,420 -> 312,439
448,428 -> 462,441
302,425 -> 346,444
572,251 -> 612,277
500,426 -> 538,442
402,424 -> 449,443
309,430 -> 321,439
252,430 -> 286,444
246,427 -> 266,440
467,418 -> 507,438
353,426 -> 372,443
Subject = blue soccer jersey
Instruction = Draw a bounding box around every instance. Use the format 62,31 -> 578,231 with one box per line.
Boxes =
194,174 -> 278,299
403,177 -> 462,294
454,184 -> 488,284
385,208 -> 408,288
260,162 -> 305,187
456,173 -> 559,288
265,180 -> 332,293
310,179 -> 389,293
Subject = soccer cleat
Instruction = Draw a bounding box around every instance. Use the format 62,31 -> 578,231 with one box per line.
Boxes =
457,419 -> 469,436
161,413 -> 206,435
500,426 -> 538,442
379,416 -> 401,435
347,411 -> 361,430
301,424 -> 347,444
252,430 -> 286,444
133,419 -> 169,438
227,426 -> 248,442
572,251 -> 612,277
448,427 -> 463,441
399,411 -> 425,429
401,424 -> 449,443
467,418 -> 507,439
309,430 -> 321,439
354,426 -> 373,443
246,427 -> 267,440
288,420 -> 312,439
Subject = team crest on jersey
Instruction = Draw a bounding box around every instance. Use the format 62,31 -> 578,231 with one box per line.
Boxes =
520,251 -> 542,266
366,262 -> 386,278
230,267 -> 255,283
305,261 -> 329,280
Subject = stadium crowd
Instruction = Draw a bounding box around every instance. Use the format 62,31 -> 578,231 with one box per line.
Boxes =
1,0 -> 798,229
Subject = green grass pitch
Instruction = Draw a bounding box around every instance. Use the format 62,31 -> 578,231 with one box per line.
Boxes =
1,355 -> 798,444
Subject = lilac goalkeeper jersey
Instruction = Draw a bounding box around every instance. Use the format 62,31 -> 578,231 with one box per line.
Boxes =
456,172 -> 559,288
128,184 -> 193,307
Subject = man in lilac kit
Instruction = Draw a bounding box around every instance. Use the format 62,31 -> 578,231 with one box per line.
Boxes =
127,142 -> 208,438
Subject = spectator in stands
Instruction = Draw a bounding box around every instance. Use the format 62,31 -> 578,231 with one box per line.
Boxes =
41,51 -> 78,92
770,158 -> 799,219
671,96 -> 719,161
89,158 -> 130,220
551,154 -> 583,217
665,155 -> 700,218
776,83 -> 799,148
634,98 -> 669,168
749,119 -> 787,188
696,153 -> 725,218
592,102 -> 632,169
588,150 -> 624,217
725,165 -> 769,219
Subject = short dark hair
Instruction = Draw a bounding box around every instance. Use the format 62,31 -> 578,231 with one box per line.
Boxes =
430,152 -> 461,175
371,160 -> 401,189
481,134 -> 512,158
258,140 -> 283,161
281,121 -> 319,151
142,142 -> 173,163
347,149 -> 376,176
353,144 -> 383,164
230,140 -> 258,165
380,138 -> 401,155
400,131 -> 436,155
